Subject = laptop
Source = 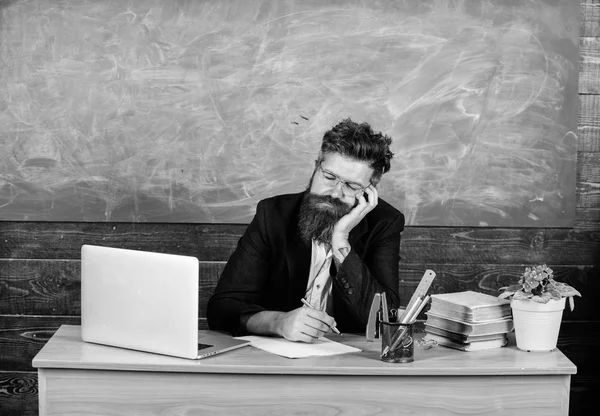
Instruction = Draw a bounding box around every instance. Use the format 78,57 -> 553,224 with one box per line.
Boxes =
80,244 -> 250,359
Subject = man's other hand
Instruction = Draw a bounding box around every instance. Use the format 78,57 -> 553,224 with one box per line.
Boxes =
331,185 -> 378,260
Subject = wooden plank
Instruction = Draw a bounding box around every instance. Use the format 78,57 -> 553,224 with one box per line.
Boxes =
1,223 -> 599,265
0,316 -> 81,372
0,371 -> 38,416
581,0 -> 600,37
400,228 -> 600,266
0,222 -> 244,261
1,259 -> 597,320
579,180 -> 600,205
578,153 -> 600,183
0,260 -> 80,316
579,95 -> 600,153
578,181 -> 600,209
577,152 -> 600,210
580,37 -> 600,94
0,259 -> 224,316
574,207 -> 600,229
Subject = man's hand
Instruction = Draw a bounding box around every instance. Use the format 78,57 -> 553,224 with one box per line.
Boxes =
331,185 -> 378,260
275,307 -> 337,343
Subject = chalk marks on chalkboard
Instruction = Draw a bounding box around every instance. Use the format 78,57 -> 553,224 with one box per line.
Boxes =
291,115 -> 310,125
0,0 -> 579,226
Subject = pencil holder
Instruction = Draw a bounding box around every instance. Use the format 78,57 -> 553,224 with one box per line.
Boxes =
380,322 -> 414,363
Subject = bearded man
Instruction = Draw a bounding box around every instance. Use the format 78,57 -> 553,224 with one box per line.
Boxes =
207,118 -> 405,342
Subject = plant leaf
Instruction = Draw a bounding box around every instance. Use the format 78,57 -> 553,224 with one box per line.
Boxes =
553,282 -> 582,298
513,291 -> 532,300
547,288 -> 562,300
499,284 -> 522,293
532,294 -> 551,303
568,296 -> 575,312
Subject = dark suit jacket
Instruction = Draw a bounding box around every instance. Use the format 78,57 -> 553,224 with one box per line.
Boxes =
206,191 -> 405,335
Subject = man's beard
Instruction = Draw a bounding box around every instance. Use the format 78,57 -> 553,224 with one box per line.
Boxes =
298,192 -> 352,245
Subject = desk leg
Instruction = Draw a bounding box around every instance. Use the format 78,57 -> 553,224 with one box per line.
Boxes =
37,369 -> 47,416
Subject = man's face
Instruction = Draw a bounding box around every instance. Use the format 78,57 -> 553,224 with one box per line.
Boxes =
298,153 -> 373,245
309,153 -> 373,208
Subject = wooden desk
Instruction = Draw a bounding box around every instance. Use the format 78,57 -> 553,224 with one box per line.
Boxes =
33,325 -> 576,416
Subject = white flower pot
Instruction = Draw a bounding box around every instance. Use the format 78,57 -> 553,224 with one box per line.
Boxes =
510,297 -> 566,352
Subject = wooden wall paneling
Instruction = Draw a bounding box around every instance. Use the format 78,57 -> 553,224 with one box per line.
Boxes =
0,259 -> 226,316
2,224 -> 599,265
2,258 -> 597,320
580,37 -> 600,93
0,222 -> 244,261
0,259 -> 80,315
581,0 -> 600,37
400,228 -> 600,265
579,95 -> 600,152
0,371 -> 38,416
578,153 -> 600,183
575,208 -> 600,230
0,316 -> 81,372
577,153 -> 600,214
577,93 -> 600,230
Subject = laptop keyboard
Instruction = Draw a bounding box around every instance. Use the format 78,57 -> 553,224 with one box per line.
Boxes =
198,343 -> 213,351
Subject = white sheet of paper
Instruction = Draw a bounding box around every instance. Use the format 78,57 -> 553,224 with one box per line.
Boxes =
235,335 -> 361,359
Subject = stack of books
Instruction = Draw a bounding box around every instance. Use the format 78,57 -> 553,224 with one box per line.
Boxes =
423,291 -> 513,351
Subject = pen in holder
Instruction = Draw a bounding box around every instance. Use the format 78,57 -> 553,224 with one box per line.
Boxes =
380,294 -> 431,363
380,321 -> 414,363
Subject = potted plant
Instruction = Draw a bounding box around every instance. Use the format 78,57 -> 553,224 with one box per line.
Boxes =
498,264 -> 581,352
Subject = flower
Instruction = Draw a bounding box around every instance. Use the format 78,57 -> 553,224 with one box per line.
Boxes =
498,264 -> 582,311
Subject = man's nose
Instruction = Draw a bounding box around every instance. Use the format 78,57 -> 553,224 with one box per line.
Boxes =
329,181 -> 344,199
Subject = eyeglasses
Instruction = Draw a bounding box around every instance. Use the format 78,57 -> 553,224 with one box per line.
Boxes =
317,165 -> 369,196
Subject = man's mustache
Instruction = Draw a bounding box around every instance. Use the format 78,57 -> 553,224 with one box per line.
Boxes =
305,194 -> 353,214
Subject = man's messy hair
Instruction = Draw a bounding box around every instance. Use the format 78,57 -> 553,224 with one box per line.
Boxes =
316,118 -> 394,185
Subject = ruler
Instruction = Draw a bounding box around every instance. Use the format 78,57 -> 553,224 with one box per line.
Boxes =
398,269 -> 436,323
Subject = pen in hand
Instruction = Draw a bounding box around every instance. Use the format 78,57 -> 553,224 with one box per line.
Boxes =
300,298 -> 342,335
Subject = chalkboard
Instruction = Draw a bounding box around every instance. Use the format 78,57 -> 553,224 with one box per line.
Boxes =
0,0 -> 579,226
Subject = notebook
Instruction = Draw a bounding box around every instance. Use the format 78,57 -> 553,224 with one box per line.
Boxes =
423,333 -> 508,352
429,291 -> 511,323
80,244 -> 250,359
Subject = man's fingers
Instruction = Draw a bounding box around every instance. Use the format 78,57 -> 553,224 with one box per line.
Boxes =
364,185 -> 378,208
282,306 -> 338,343
304,308 -> 337,330
288,323 -> 325,343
